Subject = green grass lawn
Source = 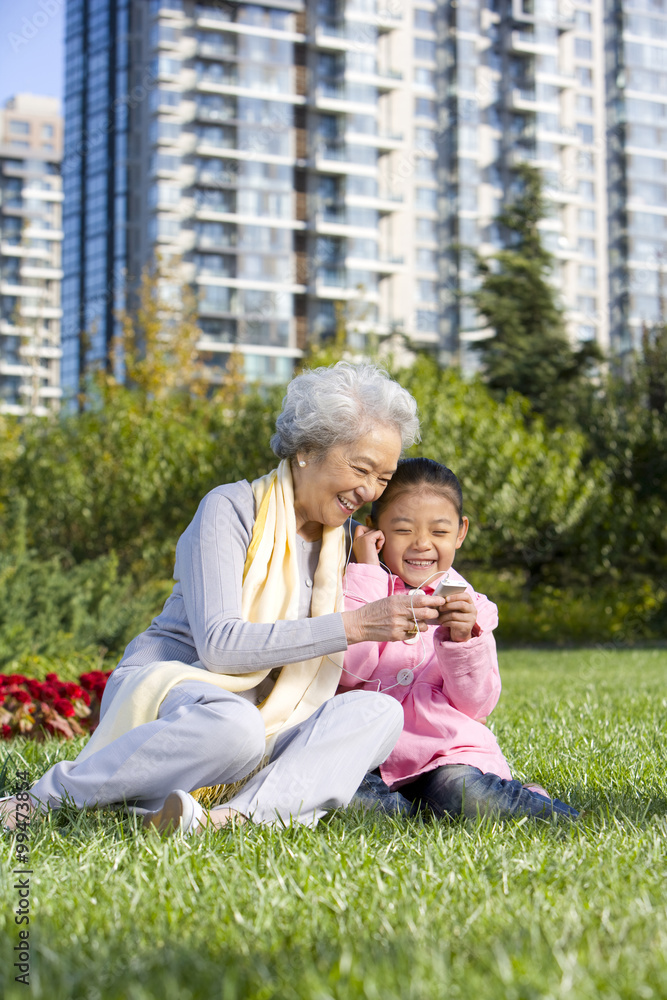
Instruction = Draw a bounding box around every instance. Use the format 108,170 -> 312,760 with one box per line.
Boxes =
2,649 -> 667,1000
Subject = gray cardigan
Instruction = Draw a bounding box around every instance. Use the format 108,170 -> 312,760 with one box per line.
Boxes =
117,480 -> 349,673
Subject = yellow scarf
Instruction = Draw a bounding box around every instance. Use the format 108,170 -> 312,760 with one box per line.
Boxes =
75,461 -> 346,773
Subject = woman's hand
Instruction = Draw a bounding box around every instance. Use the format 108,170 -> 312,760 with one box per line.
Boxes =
436,591 -> 478,643
351,524 -> 385,566
342,593 -> 445,645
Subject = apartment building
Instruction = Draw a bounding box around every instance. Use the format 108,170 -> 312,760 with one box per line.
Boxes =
62,0 -> 425,392
0,94 -> 64,415
435,0 -> 611,367
60,0 -> 665,392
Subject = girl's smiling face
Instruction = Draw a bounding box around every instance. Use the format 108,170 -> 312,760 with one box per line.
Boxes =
374,488 -> 469,589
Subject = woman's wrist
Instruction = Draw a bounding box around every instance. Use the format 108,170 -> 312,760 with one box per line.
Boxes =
341,609 -> 364,645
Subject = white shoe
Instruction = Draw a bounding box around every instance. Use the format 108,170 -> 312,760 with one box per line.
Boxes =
143,790 -> 204,837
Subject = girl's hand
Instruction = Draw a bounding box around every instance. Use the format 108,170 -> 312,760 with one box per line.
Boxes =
436,591 -> 477,643
352,524 -> 385,566
342,593 -> 445,645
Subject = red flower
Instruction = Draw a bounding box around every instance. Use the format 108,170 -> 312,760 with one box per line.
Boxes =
53,698 -> 76,718
45,673 -> 59,682
1,724 -> 13,739
14,690 -> 32,705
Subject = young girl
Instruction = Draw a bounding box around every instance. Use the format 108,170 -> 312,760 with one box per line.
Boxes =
339,457 -> 578,821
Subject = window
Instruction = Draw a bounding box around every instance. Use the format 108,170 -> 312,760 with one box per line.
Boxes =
10,120 -> 30,135
576,94 -> 594,115
415,127 -> 437,153
575,38 -> 593,60
152,89 -> 181,111
414,67 -> 435,87
150,119 -> 181,143
416,217 -> 437,242
459,218 -> 477,243
578,209 -> 596,230
414,38 -> 437,62
416,248 -> 437,271
150,216 -> 180,240
415,98 -> 436,119
578,238 -> 596,257
414,9 -> 435,31
195,253 -> 235,276
575,11 -> 592,31
416,309 -> 438,332
577,123 -> 594,144
578,265 -> 597,287
152,152 -> 180,173
10,140 -> 29,150
415,158 -> 437,180
199,285 -> 236,313
578,180 -> 595,201
576,67 -> 593,87
150,182 -> 181,206
416,187 -> 438,211
417,279 -> 437,302
347,175 -> 377,197
42,124 -> 54,138
577,295 -> 596,313
153,56 -> 181,77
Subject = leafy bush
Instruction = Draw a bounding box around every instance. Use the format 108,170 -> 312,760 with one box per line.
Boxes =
401,357 -> 607,583
0,384 -> 279,578
0,505 -> 172,665
0,357 -> 664,645
469,568 -> 667,646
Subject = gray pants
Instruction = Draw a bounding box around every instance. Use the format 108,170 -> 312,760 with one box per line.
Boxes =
30,669 -> 403,828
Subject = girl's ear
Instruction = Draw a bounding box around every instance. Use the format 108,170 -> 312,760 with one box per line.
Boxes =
455,516 -> 469,549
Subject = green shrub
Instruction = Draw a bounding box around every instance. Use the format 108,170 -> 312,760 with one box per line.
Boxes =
0,508 -> 171,666
469,567 -> 667,646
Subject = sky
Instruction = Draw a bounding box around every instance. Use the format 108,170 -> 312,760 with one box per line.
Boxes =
0,1 -> 65,110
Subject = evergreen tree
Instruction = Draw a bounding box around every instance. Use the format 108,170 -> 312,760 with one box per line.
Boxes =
471,163 -> 601,426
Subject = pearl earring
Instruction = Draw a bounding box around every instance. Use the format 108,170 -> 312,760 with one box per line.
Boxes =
298,460 -> 306,467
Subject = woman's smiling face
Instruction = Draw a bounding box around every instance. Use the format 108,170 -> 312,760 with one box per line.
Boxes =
292,425 -> 402,539
375,488 -> 469,588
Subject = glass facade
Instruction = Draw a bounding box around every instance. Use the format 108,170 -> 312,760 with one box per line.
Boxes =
61,0 -> 129,397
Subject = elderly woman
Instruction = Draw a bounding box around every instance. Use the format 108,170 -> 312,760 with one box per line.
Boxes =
2,363 -> 445,835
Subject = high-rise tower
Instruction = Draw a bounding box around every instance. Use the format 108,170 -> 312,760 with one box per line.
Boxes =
0,94 -> 63,415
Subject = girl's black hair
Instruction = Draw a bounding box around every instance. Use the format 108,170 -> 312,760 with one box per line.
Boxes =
370,458 -> 464,525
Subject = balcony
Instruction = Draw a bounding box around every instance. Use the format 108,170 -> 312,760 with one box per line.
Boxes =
196,40 -> 236,60
510,29 -> 558,54
375,68 -> 403,92
315,82 -> 377,108
194,104 -> 235,123
317,265 -> 346,287
311,211 -> 378,234
314,21 -> 376,51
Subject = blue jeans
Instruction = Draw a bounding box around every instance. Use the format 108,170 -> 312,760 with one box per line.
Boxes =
401,764 -> 579,821
351,765 -> 578,821
350,769 -> 414,817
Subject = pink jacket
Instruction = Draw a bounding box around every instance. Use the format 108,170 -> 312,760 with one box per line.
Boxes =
338,563 -> 512,789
